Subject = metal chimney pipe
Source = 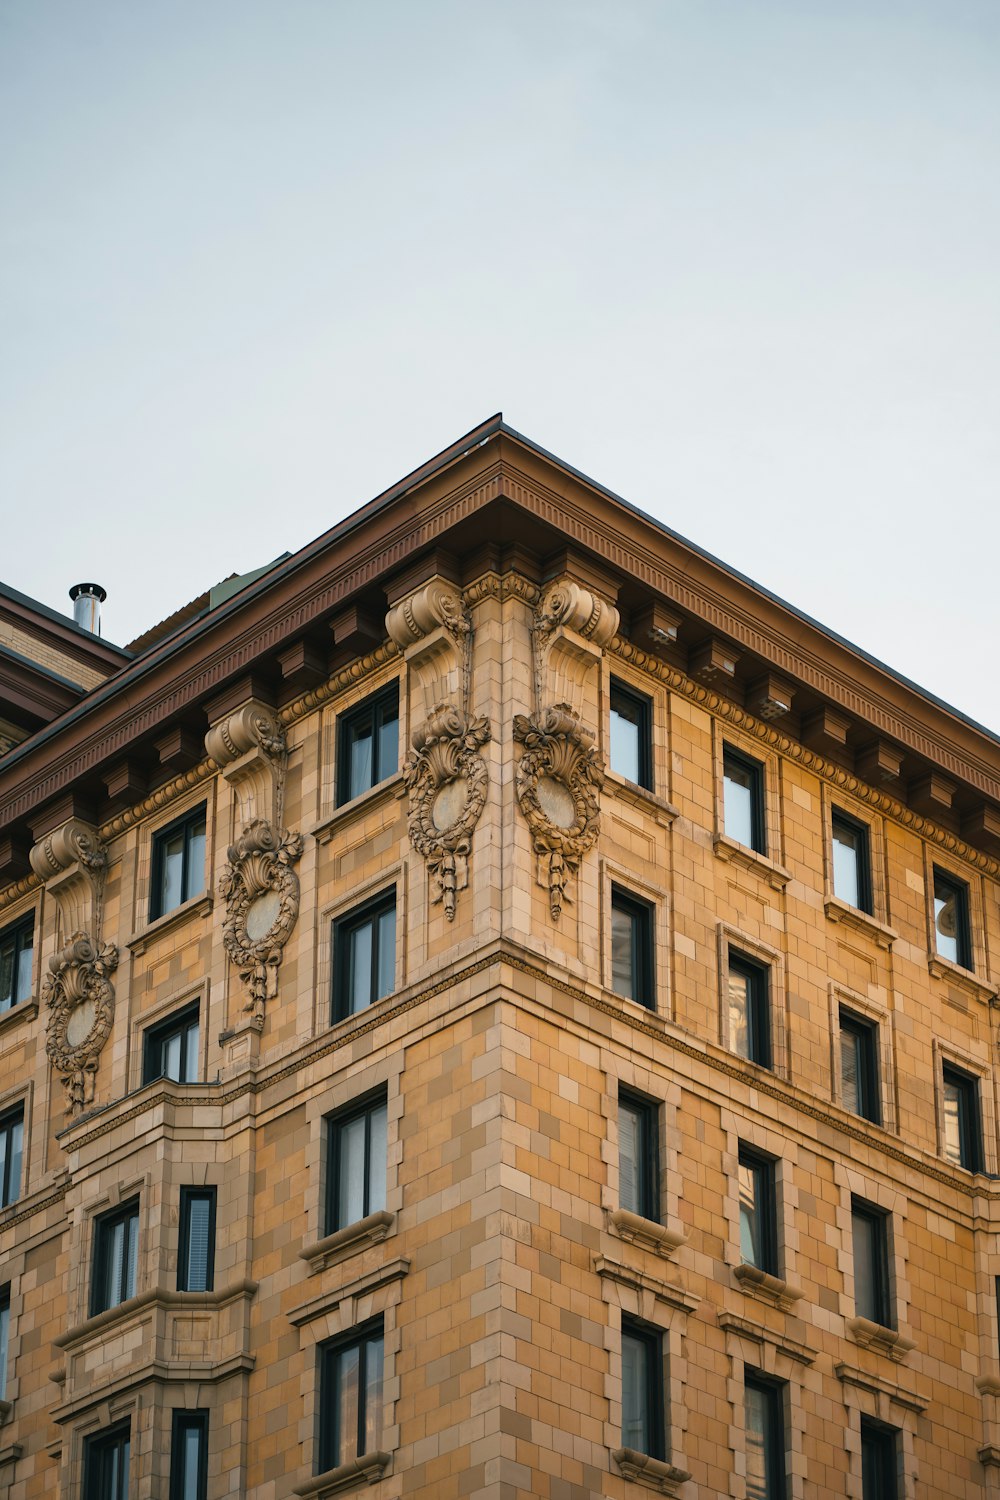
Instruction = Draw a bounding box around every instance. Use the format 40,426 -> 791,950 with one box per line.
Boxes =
69,582 -> 107,635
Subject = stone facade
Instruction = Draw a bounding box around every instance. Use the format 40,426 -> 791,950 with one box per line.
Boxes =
1,418 -> 1000,1498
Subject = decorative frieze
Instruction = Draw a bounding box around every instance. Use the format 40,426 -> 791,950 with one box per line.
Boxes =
219,819 -> 304,1030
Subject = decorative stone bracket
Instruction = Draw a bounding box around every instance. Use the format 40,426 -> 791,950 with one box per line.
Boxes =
513,704 -> 604,919
531,579 -> 619,714
205,699 -> 288,829
42,933 -> 119,1116
386,576 -> 471,721
219,819 -> 304,1031
29,818 -> 108,941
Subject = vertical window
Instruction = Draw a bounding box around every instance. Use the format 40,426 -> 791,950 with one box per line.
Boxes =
151,805 -> 207,921
0,1106 -> 24,1208
178,1189 -> 216,1293
337,684 -> 400,805
327,1093 -> 388,1234
0,915 -> 33,1013
610,888 -> 654,1009
738,1147 -> 777,1276
609,680 -> 652,790
840,1011 -> 881,1125
852,1198 -> 892,1328
744,1374 -> 785,1500
332,892 -> 396,1022
723,746 -> 765,854
0,1283 -> 9,1401
620,1318 -> 664,1460
83,1422 -> 130,1500
831,810 -> 872,913
942,1063 -> 983,1171
728,953 -> 771,1069
618,1092 -> 659,1223
91,1199 -> 140,1315
319,1318 -> 384,1473
143,1003 -> 200,1085
933,868 -> 972,969
861,1418 -> 898,1500
170,1410 -> 208,1500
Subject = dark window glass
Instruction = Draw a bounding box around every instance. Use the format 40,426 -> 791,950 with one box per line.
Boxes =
610,680 -> 652,790
738,1147 -> 777,1276
151,805 -> 207,921
84,1422 -> 130,1500
0,1283 -> 9,1401
861,1418 -> 898,1500
744,1373 -> 785,1500
91,1199 -> 140,1315
178,1189 -> 216,1293
942,1064 -> 983,1171
319,1318 -> 384,1473
723,746 -> 765,854
0,1106 -> 24,1208
0,915 -> 33,1014
852,1198 -> 892,1328
327,1093 -> 388,1234
621,1318 -> 664,1460
610,887 -> 654,1009
840,1011 -> 881,1125
832,810 -> 872,913
332,892 -> 396,1023
143,1003 -> 200,1085
728,953 -> 771,1068
170,1410 -> 208,1500
337,684 -> 400,806
933,868 -> 972,969
619,1092 -> 659,1223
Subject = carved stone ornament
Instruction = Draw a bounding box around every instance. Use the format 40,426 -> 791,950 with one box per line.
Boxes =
205,700 -> 288,828
219,818 -> 304,1030
530,580 -> 620,711
402,703 -> 491,920
513,703 -> 605,919
43,932 -> 119,1116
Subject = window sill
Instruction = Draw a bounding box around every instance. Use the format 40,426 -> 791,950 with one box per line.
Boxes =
293,1452 -> 391,1497
976,1372 -> 1000,1398
312,774 -> 405,844
713,834 -> 790,890
608,1209 -> 686,1259
54,1279 -> 258,1350
846,1316 -> 915,1363
733,1262 -> 802,1311
128,892 -> 213,955
300,1211 -> 395,1273
606,772 -> 679,827
612,1448 -> 690,1494
824,897 -> 897,950
927,954 -> 998,1003
0,999 -> 37,1038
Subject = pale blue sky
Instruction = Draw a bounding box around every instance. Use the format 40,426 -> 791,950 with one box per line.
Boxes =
2,2 -> 998,728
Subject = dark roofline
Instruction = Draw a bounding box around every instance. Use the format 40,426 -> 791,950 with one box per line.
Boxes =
0,581 -> 132,662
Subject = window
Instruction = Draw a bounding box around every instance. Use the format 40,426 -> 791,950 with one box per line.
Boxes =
738,1147 -> 777,1276
618,1092 -> 659,1223
151,805 -> 207,920
170,1410 -> 208,1500
723,745 -> 765,854
744,1374 -> 785,1500
852,1197 -> 892,1328
143,1002 -> 200,1085
610,887 -> 654,1009
178,1188 -> 216,1292
831,810 -> 872,913
609,679 -> 652,790
318,1318 -> 384,1473
861,1418 -> 898,1500
84,1422 -> 130,1500
337,684 -> 399,806
91,1199 -> 139,1315
621,1317 -> 664,1460
332,892 -> 396,1022
0,915 -> 33,1013
326,1092 -> 387,1234
942,1063 -> 983,1171
0,1283 -> 9,1401
728,953 -> 771,1068
840,1011 -> 881,1125
0,1105 -> 23,1208
933,867 -> 972,970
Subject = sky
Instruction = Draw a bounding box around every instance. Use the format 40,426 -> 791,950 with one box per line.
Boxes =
1,2 -> 998,731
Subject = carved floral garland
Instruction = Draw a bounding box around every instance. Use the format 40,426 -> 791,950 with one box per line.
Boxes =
513,703 -> 605,919
219,818 -> 304,1030
44,933 -> 119,1116
403,704 -> 491,920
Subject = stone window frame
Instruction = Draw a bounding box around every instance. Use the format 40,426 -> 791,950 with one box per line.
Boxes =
837,1367 -> 921,1500
0,1255 -> 26,1422
820,784 -> 896,947
128,978 -> 211,1095
129,784 -> 218,949
720,1107 -> 802,1311
601,658 -> 673,812
828,981 -> 897,1134
316,864 -> 405,1037
0,898 -> 39,1035
599,1052 -> 686,1260
720,1313 -> 813,1500
600,856 -> 671,1021
320,666 -> 406,824
61,1388 -> 144,1499
68,1172 -> 150,1330
0,1079 -> 31,1213
922,843 -> 993,999
711,721 -> 790,890
833,1164 -> 915,1361
716,923 -> 788,1081
932,1037 -> 996,1176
